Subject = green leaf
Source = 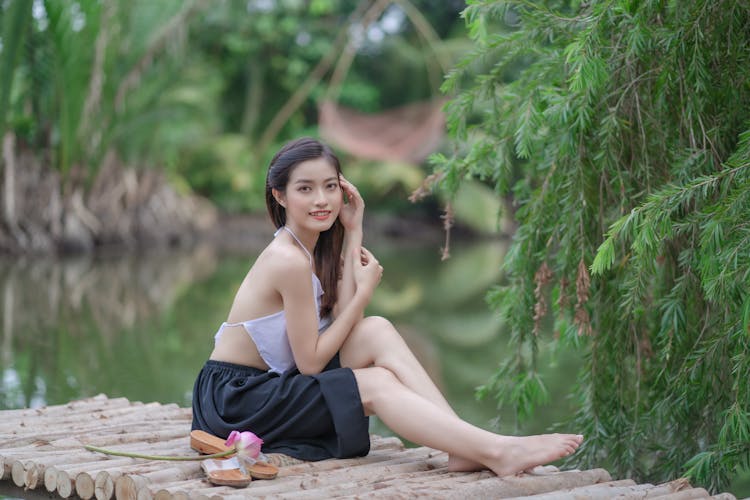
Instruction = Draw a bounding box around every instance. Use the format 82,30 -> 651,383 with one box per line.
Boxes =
591,236 -> 616,275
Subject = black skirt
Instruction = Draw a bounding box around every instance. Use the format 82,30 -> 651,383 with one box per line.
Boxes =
191,355 -> 370,461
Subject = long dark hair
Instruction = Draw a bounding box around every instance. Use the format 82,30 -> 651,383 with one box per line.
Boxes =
265,137 -> 344,317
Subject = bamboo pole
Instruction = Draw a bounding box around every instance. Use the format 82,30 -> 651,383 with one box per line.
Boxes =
274,446 -> 438,477
1,439 -> 87,455
218,495 -> 253,500
1,423 -> 190,449
84,436 -> 195,455
77,463 -> 139,500
0,402 -> 188,432
0,395 -> 127,419
135,463 -> 202,484
81,427 -> 192,447
56,469 -> 77,498
287,468 -> 608,500
0,398 -> 183,422
153,489 -> 174,500
136,487 -> 154,500
180,479 -> 261,499
236,450 -> 443,497
9,459 -> 29,487
115,473 -> 151,500
149,478 -> 217,500
369,435 -> 405,451
651,488 -> 712,499
95,470 -> 115,500
265,464 -> 465,499
44,465 -> 63,493
1,421 -> 190,448
0,428 -> 190,458
165,492 -> 188,500
191,454 -> 436,499
508,479 -> 648,500
1,448 -> 80,475
644,485 -> 691,497
6,446 -> 100,470
437,469 -> 614,499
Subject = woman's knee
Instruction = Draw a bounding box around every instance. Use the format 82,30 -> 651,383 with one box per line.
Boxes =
342,316 -> 405,369
344,316 -> 397,351
362,316 -> 406,347
353,366 -> 399,412
358,315 -> 394,334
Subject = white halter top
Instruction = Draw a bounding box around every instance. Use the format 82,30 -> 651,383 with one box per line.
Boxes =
213,226 -> 332,373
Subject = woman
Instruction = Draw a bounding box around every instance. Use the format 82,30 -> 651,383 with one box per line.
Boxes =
192,137 -> 583,476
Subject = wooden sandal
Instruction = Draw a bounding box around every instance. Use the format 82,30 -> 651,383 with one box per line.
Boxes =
201,458 -> 252,487
191,430 -> 279,480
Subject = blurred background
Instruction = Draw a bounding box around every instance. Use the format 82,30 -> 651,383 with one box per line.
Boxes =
1,0 -> 748,497
0,0 -> 536,435
0,0 -> 504,255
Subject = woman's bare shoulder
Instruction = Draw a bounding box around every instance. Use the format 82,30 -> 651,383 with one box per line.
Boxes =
256,239 -> 311,281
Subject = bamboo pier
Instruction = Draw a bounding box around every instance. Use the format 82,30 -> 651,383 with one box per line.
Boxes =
0,395 -> 737,499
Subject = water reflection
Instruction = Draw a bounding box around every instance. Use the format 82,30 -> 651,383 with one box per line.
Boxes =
1,248 -> 220,409
0,238 -> 577,435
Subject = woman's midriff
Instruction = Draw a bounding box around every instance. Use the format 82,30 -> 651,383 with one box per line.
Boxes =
209,325 -> 269,370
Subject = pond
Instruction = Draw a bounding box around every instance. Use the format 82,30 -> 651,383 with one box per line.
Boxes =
0,234 -> 580,438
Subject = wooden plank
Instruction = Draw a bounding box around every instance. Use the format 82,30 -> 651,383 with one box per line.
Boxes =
0,396 -> 738,500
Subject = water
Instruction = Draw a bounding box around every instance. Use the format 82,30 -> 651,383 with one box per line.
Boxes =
0,237 -> 577,435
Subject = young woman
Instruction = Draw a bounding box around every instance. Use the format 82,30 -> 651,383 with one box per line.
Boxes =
192,137 -> 583,476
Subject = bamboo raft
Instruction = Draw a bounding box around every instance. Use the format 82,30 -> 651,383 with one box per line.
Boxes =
0,395 -> 737,500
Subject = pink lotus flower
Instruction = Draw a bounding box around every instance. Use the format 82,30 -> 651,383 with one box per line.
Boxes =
225,430 -> 263,473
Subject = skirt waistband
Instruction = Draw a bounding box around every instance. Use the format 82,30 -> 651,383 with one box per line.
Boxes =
204,359 -> 268,376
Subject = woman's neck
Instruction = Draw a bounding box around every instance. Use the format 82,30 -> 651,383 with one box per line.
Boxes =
283,224 -> 318,256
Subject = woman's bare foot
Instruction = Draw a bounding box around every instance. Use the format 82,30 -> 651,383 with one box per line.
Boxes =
484,434 -> 583,477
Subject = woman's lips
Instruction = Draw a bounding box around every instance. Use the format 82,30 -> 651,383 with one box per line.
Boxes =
310,210 -> 331,220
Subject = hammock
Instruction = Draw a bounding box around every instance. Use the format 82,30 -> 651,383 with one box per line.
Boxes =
315,1 -> 449,165
318,98 -> 445,164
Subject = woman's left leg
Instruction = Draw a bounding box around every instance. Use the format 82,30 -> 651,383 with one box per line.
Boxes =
339,316 -> 484,471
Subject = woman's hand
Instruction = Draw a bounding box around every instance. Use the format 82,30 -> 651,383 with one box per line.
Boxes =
353,246 -> 382,295
338,176 -> 364,232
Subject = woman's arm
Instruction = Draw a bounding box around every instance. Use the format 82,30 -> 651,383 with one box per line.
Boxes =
334,177 -> 365,317
283,247 -> 382,375
336,228 -> 362,317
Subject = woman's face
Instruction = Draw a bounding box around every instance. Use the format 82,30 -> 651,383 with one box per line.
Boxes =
274,157 -> 342,235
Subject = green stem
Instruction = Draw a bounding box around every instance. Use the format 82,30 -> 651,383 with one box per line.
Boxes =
85,444 -> 235,461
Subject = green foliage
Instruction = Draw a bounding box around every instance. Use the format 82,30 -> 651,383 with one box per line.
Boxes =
1,0 -> 210,178
0,0 -> 33,139
2,0 -> 467,212
435,0 -> 750,492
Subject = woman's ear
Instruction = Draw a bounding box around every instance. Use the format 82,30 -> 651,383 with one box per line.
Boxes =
272,188 -> 286,208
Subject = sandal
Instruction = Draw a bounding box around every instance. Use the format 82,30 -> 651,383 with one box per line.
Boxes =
190,430 -> 279,480
201,458 -> 252,487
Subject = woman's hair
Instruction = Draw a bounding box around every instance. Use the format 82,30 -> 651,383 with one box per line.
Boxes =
265,137 -> 344,317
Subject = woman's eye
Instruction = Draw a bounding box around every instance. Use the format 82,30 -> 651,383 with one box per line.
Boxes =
327,183 -> 339,190
299,186 -> 311,192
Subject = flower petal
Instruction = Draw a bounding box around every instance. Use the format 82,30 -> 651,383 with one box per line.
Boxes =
225,430 -> 240,448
